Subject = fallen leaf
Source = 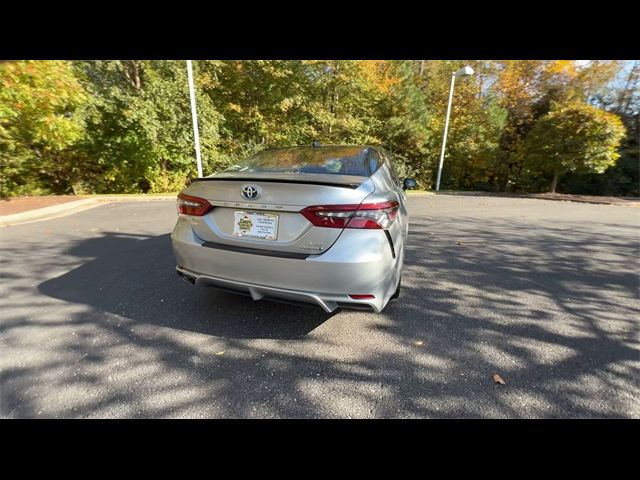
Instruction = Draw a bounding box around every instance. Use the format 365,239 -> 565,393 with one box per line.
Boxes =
493,374 -> 506,385
215,351 -> 225,356
455,241 -> 464,246
90,228 -> 98,232
414,341 -> 423,346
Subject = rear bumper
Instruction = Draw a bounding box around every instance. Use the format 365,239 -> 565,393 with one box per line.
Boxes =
171,216 -> 398,312
176,266 -> 374,312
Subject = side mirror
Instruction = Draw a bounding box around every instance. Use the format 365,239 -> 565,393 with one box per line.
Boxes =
403,178 -> 417,190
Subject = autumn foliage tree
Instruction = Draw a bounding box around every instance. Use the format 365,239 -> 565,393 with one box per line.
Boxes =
0,61 -> 89,194
521,101 -> 625,192
0,59 -> 635,197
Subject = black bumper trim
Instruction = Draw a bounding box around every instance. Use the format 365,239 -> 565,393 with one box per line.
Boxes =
201,241 -> 311,259
384,230 -> 396,259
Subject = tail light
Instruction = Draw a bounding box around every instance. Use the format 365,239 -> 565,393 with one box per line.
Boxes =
349,294 -> 375,300
300,201 -> 399,229
177,193 -> 213,216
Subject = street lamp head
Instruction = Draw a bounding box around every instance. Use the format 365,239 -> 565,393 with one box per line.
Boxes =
455,66 -> 474,77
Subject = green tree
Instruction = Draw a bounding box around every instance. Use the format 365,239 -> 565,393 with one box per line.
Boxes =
0,60 -> 635,198
404,60 -> 508,190
0,60 -> 89,195
205,60 -> 321,156
74,60 -> 222,193
432,61 -> 508,190
521,101 -> 626,192
492,60 -> 621,191
207,60 -> 393,163
303,60 -> 388,145
381,61 -> 432,183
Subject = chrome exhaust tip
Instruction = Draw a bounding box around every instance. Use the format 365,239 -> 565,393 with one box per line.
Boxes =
176,269 -> 196,285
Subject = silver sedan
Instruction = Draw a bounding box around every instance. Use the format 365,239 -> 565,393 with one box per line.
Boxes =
171,144 -> 417,313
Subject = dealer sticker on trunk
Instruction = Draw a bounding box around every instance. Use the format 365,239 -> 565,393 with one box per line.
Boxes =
233,211 -> 279,240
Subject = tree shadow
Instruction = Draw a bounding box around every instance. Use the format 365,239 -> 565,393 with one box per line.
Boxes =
1,200 -> 638,418
37,232 -> 333,340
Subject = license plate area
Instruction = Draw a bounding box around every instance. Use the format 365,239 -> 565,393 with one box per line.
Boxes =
232,211 -> 279,240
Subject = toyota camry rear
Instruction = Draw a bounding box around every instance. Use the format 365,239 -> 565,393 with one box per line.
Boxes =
170,144 -> 415,313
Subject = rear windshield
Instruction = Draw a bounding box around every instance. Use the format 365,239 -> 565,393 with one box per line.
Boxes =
223,146 -> 381,177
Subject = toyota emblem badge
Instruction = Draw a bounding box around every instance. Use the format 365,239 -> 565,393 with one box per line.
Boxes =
241,184 -> 261,200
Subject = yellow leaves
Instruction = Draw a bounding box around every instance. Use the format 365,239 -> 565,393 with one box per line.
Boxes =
546,60 -> 577,77
496,61 -> 541,111
356,60 -> 399,94
227,103 -> 243,113
278,97 -> 296,113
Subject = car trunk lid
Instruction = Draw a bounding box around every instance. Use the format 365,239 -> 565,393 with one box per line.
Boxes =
183,173 -> 375,256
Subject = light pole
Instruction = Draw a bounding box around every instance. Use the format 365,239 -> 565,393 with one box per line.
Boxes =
435,65 -> 474,192
186,60 -> 203,178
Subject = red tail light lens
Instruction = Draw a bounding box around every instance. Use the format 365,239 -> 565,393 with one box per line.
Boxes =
300,204 -> 359,228
300,201 -> 399,229
349,294 -> 376,300
177,193 -> 213,216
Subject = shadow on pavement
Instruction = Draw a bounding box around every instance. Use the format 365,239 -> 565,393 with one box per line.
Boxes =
0,202 -> 635,418
38,232 -> 333,339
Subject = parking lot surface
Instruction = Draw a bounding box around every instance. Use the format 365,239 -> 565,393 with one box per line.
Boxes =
1,195 -> 638,418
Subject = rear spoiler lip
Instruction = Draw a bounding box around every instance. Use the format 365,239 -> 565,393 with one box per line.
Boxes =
189,177 -> 362,189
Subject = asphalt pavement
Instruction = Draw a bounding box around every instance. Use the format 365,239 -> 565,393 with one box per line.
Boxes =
1,195 -> 638,418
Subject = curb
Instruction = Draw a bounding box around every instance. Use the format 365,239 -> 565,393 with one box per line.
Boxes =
526,195 -> 640,207
433,191 -> 639,207
0,195 -> 176,227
